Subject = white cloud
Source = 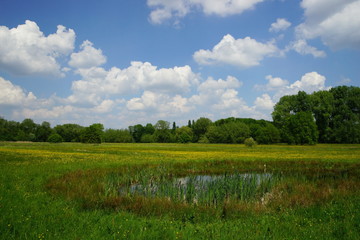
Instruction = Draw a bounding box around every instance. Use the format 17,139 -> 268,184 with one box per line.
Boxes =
287,39 -> 326,58
255,75 -> 289,91
188,75 -> 266,119
193,34 -> 279,68
126,91 -> 192,116
93,99 -> 114,113
297,0 -> 360,49
273,71 -> 327,100
269,18 -> 291,32
198,75 -> 242,92
69,40 -> 107,69
0,20 -> 75,77
147,0 -> 263,24
254,94 -> 275,110
70,62 -> 199,105
148,0 -> 189,24
18,105 -> 76,120
265,75 -> 289,89
191,76 -> 242,105
0,77 -> 36,105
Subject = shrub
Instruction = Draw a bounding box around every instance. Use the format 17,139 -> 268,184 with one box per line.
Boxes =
244,137 -> 257,147
47,133 -> 63,143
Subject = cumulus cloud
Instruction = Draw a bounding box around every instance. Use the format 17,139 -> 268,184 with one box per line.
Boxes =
69,40 -> 107,69
255,75 -> 289,91
0,77 -> 36,105
254,94 -> 275,110
18,105 -> 77,120
147,0 -> 263,24
273,72 -> 327,101
287,39 -> 326,58
296,0 -> 360,49
193,34 -> 279,68
191,76 -> 242,105
126,91 -> 192,115
69,62 -> 199,105
93,99 -> 114,113
188,76 -> 266,119
0,20 -> 75,77
269,18 -> 291,32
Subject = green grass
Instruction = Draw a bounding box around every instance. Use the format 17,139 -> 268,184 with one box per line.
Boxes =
1,143 -> 360,239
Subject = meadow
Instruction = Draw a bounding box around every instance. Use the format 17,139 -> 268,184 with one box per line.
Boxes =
1,142 -> 360,239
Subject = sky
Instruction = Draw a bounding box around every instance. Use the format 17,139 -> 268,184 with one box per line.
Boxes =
0,0 -> 359,129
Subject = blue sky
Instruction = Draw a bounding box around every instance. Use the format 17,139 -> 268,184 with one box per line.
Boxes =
1,0 -> 359,128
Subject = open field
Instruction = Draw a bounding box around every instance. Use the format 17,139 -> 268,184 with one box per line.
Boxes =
1,143 -> 360,239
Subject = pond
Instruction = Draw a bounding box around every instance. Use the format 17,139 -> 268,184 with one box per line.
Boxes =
119,172 -> 280,206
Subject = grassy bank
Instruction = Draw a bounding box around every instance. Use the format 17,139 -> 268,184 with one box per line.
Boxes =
1,143 -> 360,239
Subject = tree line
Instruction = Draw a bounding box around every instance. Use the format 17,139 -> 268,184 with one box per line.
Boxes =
0,86 -> 359,144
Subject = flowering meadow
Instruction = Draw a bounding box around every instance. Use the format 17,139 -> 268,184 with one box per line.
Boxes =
1,142 -> 360,239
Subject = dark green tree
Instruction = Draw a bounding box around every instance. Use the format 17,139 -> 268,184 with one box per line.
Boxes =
18,118 -> 37,141
253,123 -> 281,144
311,90 -> 334,143
104,129 -> 133,143
144,123 -> 155,135
54,124 -> 83,142
154,120 -> 171,143
80,123 -> 104,144
140,134 -> 155,143
175,126 -> 194,143
329,86 -> 360,143
283,112 -> 318,145
35,121 -> 53,142
187,120 -> 192,128
129,124 -> 145,143
193,117 -> 213,142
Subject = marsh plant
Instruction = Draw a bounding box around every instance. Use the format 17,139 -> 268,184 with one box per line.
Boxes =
117,172 -> 278,206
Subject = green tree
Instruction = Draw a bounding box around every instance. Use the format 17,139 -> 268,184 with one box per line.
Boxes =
129,124 -> 145,143
19,118 -> 37,141
206,122 -> 250,143
35,121 -> 53,142
140,134 -> 155,143
193,117 -> 213,142
154,120 -> 171,143
187,120 -> 192,128
283,112 -> 318,145
175,126 -> 194,143
311,90 -> 334,143
0,117 -> 19,141
144,123 -> 155,135
80,123 -> 104,144
54,124 -> 83,142
206,125 -> 223,143
329,86 -> 360,143
253,123 -> 281,144
104,129 -> 133,143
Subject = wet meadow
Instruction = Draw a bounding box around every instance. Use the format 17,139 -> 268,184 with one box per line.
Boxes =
1,142 -> 360,239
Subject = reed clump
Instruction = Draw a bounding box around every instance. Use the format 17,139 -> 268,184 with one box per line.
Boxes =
46,160 -> 360,220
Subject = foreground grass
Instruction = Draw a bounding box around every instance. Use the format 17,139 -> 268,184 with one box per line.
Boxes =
1,143 -> 360,239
